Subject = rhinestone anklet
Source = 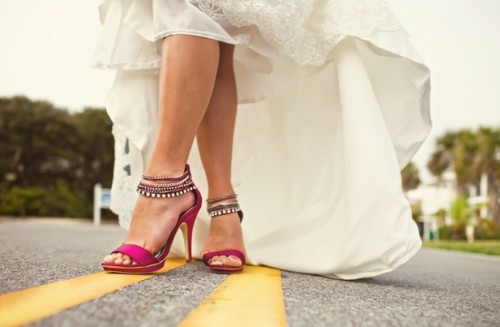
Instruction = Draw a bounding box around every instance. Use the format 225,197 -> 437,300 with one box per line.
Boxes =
137,166 -> 196,198
207,194 -> 243,222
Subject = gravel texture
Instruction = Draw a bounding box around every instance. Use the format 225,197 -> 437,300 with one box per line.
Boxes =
1,220 -> 499,326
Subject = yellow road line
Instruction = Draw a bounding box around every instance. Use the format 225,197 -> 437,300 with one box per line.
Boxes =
179,266 -> 288,327
0,258 -> 186,327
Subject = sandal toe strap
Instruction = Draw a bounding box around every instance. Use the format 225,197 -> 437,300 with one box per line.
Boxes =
202,250 -> 246,266
111,244 -> 159,266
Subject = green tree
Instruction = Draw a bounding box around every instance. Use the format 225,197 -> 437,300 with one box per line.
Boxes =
428,128 -> 500,224
0,96 -> 114,217
72,108 -> 114,207
475,128 -> 500,224
401,161 -> 421,191
428,130 -> 477,195
0,96 -> 80,187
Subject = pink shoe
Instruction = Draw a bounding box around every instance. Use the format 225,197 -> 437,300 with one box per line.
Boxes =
102,165 -> 202,274
202,194 -> 246,274
202,249 -> 246,273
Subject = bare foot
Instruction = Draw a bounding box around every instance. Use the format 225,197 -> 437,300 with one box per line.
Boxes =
102,191 -> 195,265
201,212 -> 246,268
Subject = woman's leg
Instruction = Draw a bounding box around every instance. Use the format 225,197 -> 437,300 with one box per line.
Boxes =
103,35 -> 220,264
197,43 -> 246,267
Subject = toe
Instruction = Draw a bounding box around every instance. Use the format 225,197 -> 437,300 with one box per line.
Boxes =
227,255 -> 243,267
113,253 -> 124,264
102,254 -> 115,263
117,254 -> 134,265
225,255 -> 243,267
102,252 -> 137,266
209,255 -> 242,267
209,255 -> 224,266
122,256 -> 132,265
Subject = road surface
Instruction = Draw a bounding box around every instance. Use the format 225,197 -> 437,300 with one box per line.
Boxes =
0,219 -> 498,326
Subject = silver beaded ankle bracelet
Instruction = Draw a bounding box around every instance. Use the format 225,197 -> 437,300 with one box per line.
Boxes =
206,194 -> 243,222
137,166 -> 196,198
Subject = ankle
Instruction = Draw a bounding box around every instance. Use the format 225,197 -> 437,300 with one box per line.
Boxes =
207,185 -> 236,200
144,162 -> 188,178
138,165 -> 197,199
207,193 -> 243,222
144,167 -> 186,177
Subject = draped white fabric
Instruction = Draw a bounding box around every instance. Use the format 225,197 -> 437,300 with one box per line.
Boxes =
91,0 -> 431,279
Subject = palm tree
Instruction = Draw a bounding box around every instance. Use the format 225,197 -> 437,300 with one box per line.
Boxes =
427,128 -> 500,224
401,161 -> 421,191
475,128 -> 500,223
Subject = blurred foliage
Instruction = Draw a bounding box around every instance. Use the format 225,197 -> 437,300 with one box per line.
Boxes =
438,198 -> 500,240
439,223 -> 466,240
401,161 -> 421,191
435,208 -> 447,223
410,202 -> 422,221
428,127 -> 500,224
439,219 -> 500,241
1,186 -> 46,216
450,196 -> 472,224
424,240 -> 500,256
437,196 -> 472,240
0,96 -> 114,218
475,218 -> 500,240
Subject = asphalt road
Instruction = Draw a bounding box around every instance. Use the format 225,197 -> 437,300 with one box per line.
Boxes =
1,219 -> 499,326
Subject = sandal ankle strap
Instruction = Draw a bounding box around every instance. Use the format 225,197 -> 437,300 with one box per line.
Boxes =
206,194 -> 238,204
137,165 -> 197,198
207,194 -> 243,222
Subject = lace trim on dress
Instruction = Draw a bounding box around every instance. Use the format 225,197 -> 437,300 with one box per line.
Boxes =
188,0 -> 404,66
110,127 -> 141,229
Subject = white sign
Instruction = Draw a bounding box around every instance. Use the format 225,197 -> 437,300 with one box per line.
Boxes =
94,183 -> 112,226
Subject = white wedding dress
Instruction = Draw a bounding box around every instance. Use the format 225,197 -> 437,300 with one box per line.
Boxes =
92,0 -> 431,279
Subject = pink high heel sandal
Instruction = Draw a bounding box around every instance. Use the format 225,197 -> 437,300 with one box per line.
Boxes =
102,165 -> 202,274
202,194 -> 246,273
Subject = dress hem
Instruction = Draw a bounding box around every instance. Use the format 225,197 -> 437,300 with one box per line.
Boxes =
153,29 -> 238,45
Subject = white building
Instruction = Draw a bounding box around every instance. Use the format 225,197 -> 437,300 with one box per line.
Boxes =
405,169 -> 494,242
406,170 -> 457,241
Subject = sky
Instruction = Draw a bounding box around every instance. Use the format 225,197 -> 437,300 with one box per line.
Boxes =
387,0 -> 500,180
0,0 -> 499,181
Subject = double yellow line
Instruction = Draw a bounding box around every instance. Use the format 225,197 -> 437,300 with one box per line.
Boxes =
0,259 -> 287,326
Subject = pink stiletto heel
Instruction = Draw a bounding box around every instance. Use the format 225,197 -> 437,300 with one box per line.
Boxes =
179,211 -> 196,262
202,194 -> 246,274
102,165 -> 202,274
